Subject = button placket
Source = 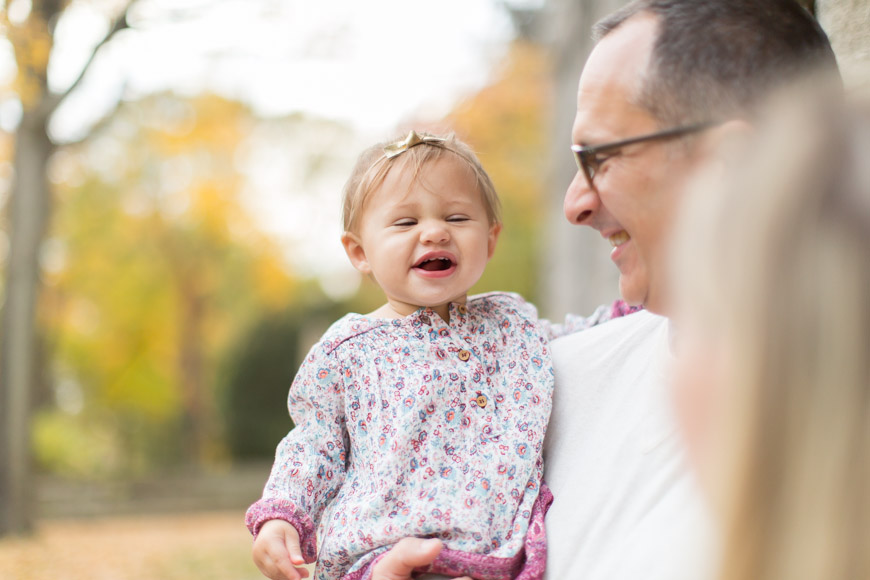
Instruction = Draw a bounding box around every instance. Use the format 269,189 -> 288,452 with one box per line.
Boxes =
441,323 -> 501,440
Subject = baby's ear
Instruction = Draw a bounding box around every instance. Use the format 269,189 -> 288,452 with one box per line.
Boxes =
487,223 -> 502,260
341,232 -> 372,274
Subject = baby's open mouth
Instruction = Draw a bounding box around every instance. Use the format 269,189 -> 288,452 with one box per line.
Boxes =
414,257 -> 455,272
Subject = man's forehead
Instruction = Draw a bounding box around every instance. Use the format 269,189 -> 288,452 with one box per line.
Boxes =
573,13 -> 659,143
588,12 -> 658,84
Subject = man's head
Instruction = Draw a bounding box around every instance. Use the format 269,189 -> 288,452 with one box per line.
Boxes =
564,0 -> 837,314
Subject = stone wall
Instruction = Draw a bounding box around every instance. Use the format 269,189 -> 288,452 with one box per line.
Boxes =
818,0 -> 870,95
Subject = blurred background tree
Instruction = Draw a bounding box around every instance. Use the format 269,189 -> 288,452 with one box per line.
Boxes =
36,93 -> 299,477
0,0 -> 138,536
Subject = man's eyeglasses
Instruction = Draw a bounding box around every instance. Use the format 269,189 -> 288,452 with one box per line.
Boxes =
571,121 -> 716,189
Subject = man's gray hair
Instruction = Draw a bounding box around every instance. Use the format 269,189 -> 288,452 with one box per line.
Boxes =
594,0 -> 839,126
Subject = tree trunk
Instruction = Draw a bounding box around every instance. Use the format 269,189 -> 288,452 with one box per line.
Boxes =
0,107 -> 54,535
0,0 -> 134,537
179,283 -> 208,463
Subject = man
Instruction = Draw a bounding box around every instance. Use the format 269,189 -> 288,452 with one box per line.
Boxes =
368,1 -> 838,578
546,3 -> 835,577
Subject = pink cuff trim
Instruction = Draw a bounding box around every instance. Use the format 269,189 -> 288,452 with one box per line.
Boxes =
348,483 -> 553,580
245,498 -> 318,564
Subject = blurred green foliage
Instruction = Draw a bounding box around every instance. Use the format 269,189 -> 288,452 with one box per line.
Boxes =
219,310 -> 302,460
33,94 -> 300,476
218,293 -> 355,460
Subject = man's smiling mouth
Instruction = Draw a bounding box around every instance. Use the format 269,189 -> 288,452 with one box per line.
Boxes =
608,231 -> 630,247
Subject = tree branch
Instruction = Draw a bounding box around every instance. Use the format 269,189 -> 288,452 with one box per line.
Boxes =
43,0 -> 139,116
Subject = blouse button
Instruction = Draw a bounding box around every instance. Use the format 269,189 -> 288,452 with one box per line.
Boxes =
419,314 -> 431,325
457,304 -> 468,315
458,349 -> 471,361
476,395 -> 488,408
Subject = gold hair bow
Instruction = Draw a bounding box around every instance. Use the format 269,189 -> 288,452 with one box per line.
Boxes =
383,130 -> 446,158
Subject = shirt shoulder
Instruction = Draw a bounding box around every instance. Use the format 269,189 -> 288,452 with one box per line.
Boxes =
550,309 -> 667,362
313,313 -> 391,357
468,291 -> 540,321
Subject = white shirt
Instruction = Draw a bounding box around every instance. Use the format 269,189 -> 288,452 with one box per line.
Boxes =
543,310 -> 714,580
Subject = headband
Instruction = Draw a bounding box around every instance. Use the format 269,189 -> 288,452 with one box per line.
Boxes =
383,130 -> 447,159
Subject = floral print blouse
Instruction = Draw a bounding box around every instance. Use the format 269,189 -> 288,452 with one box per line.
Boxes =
246,293 -> 633,580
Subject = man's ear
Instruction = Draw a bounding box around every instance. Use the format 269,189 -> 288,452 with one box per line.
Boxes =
341,232 -> 372,275
486,223 -> 502,260
693,118 -> 754,181
700,118 -> 754,162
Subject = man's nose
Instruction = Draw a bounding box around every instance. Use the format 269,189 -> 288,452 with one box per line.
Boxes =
563,171 -> 599,226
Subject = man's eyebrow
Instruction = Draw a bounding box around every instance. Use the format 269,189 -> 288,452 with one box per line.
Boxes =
572,128 -> 608,147
574,137 -> 601,148
575,128 -> 623,148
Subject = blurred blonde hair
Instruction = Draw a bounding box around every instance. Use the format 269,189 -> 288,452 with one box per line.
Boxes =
341,132 -> 501,234
673,82 -> 870,580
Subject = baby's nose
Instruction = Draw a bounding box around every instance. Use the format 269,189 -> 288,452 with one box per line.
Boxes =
420,221 -> 450,243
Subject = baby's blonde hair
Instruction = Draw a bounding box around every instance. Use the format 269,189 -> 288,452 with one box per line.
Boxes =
341,132 -> 501,234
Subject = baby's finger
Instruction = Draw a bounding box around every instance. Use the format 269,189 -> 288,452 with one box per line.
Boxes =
283,525 -> 307,566
269,551 -> 306,580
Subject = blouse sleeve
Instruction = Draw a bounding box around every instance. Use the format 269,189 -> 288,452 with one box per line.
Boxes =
245,344 -> 350,563
538,299 -> 643,340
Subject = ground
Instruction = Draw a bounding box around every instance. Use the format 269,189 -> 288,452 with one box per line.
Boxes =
0,511 -> 288,580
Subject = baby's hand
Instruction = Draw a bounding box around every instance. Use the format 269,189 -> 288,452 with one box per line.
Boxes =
252,519 -> 310,580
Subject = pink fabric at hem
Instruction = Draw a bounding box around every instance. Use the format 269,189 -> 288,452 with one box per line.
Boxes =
348,484 -> 554,580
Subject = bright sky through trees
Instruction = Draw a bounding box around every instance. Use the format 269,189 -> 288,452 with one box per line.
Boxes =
0,0 -> 529,293
1,0 -> 518,139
